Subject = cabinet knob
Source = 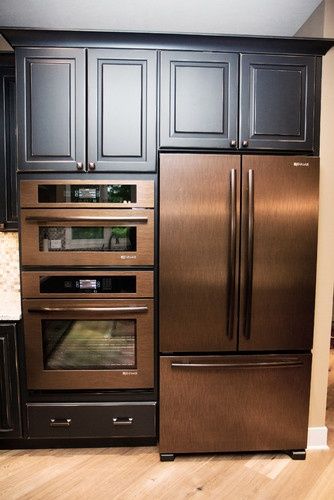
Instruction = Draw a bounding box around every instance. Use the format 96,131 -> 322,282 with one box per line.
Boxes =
88,162 -> 96,171
230,140 -> 237,148
242,140 -> 249,148
76,162 -> 84,171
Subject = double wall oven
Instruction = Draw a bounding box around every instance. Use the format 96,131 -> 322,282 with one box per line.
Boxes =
20,179 -> 155,397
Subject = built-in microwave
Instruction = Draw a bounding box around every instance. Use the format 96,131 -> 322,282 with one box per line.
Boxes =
20,179 -> 154,267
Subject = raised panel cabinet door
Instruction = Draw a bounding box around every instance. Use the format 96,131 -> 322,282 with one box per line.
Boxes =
240,54 -> 317,151
0,63 -> 17,230
160,154 -> 240,352
16,48 -> 86,171
160,51 -> 238,149
0,324 -> 22,439
239,156 -> 319,351
88,49 -> 157,172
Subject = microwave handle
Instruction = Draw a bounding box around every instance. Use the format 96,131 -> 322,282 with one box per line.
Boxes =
27,306 -> 149,314
25,216 -> 148,223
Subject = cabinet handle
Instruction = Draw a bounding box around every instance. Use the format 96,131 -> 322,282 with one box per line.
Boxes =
112,417 -> 134,426
230,140 -> 237,148
242,140 -> 249,147
88,162 -> 96,171
50,418 -> 72,427
76,162 -> 84,171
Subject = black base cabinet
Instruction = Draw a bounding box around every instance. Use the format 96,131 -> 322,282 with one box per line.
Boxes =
27,402 -> 156,439
0,323 -> 22,439
159,354 -> 311,458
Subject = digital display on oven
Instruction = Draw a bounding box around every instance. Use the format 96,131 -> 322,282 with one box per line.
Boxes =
78,188 -> 97,199
79,279 -> 97,290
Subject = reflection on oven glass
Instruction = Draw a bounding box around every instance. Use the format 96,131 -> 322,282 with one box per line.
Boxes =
42,319 -> 136,370
38,184 -> 137,204
39,227 -> 137,252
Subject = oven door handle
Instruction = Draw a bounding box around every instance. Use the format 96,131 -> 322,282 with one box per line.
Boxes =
25,216 -> 148,223
27,306 -> 149,314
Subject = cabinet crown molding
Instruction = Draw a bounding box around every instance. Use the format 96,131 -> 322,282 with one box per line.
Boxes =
1,29 -> 334,55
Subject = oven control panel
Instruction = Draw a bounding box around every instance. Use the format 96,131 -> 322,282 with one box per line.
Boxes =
40,275 -> 136,294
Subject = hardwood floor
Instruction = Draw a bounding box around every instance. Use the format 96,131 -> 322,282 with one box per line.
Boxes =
1,359 -> 334,500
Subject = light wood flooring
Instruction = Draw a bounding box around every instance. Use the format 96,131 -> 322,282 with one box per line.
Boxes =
1,357 -> 334,500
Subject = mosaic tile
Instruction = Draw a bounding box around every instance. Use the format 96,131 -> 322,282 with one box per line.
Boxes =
0,232 -> 20,294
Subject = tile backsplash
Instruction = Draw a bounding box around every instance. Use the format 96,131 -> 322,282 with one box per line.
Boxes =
0,232 -> 20,294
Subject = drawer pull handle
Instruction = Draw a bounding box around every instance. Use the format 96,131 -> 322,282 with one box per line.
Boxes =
50,418 -> 72,427
112,417 -> 134,426
171,360 -> 303,369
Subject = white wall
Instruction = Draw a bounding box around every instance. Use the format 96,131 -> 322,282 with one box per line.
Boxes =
0,0 -> 323,37
295,0 -> 334,429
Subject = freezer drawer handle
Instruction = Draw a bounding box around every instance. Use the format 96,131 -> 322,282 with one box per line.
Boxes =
171,360 -> 303,369
112,417 -> 134,426
244,169 -> 254,340
25,216 -> 148,223
27,306 -> 148,314
50,418 -> 72,428
227,169 -> 237,340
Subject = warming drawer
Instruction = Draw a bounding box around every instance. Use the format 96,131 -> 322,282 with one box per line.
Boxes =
27,402 -> 156,439
160,354 -> 311,456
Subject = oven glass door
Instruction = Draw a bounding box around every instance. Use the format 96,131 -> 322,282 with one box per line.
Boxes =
20,180 -> 154,209
23,299 -> 154,390
21,209 -> 154,266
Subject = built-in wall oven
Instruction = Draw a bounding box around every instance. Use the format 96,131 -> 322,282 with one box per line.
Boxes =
20,179 -> 154,266
20,179 -> 156,395
22,270 -> 154,391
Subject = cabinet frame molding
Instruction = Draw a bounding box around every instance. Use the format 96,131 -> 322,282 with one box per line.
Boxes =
16,47 -> 86,171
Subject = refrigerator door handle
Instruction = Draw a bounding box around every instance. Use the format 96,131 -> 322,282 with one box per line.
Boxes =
227,169 -> 237,339
244,169 -> 254,339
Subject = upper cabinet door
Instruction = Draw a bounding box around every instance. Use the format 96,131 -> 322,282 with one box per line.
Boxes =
240,54 -> 317,151
16,48 -> 86,171
160,51 -> 238,149
88,49 -> 157,172
0,64 -> 17,230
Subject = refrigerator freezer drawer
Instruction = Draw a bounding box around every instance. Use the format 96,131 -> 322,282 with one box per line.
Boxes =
160,354 -> 311,455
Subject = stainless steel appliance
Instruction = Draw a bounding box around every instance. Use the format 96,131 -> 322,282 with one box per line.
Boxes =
20,179 -> 154,267
22,271 -> 154,390
159,154 -> 319,460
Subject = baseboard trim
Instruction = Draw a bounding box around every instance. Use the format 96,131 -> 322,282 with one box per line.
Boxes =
307,426 -> 329,450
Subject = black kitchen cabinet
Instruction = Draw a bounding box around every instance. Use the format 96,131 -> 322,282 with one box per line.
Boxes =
0,323 -> 22,439
239,54 -> 318,151
160,51 -> 319,152
16,47 -> 157,172
16,48 -> 86,172
0,56 -> 17,230
87,49 -> 156,172
160,51 -> 238,149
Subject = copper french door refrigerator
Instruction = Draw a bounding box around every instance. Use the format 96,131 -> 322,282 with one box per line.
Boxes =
159,154 -> 319,459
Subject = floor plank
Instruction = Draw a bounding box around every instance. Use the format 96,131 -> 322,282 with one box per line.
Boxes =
1,352 -> 334,499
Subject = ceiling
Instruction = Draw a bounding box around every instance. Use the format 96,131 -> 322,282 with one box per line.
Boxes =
0,0 -> 323,38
